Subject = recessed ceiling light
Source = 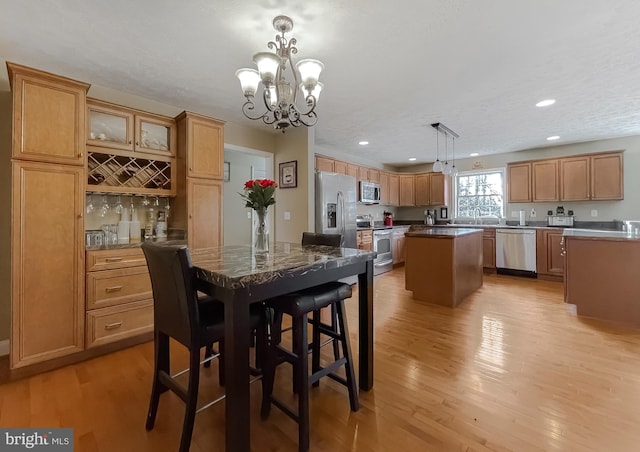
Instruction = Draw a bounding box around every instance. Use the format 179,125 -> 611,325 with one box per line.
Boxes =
408,157 -> 417,161
470,153 -> 479,157
536,99 -> 556,107
358,141 -> 369,146
546,135 -> 560,141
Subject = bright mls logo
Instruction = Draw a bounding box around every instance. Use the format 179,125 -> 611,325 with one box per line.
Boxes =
0,429 -> 73,451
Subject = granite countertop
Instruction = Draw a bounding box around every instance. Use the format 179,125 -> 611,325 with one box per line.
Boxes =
562,229 -> 640,241
405,226 -> 483,238
185,242 -> 376,289
86,238 -> 186,252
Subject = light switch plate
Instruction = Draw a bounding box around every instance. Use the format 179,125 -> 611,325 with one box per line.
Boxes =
591,209 -> 598,217
284,211 -> 291,220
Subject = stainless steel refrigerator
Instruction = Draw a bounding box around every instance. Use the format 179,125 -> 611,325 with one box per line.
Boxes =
315,171 -> 357,248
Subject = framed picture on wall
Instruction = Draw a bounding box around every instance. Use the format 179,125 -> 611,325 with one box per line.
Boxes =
223,162 -> 230,182
279,160 -> 297,188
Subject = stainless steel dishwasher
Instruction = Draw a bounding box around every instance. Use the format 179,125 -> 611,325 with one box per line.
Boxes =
495,228 -> 537,274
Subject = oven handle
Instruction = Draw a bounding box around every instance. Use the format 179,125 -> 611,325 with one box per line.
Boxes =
374,259 -> 394,267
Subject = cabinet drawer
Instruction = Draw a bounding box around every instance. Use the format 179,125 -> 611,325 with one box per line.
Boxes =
86,266 -> 152,309
86,248 -> 146,271
483,228 -> 496,238
86,300 -> 153,348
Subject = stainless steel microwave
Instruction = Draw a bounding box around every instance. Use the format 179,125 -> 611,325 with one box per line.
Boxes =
360,181 -> 381,204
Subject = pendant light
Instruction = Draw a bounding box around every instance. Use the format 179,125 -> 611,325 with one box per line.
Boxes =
432,127 -> 443,172
450,136 -> 458,176
442,132 -> 452,175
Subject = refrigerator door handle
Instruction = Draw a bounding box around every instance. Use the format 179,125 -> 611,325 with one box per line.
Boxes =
337,190 -> 345,246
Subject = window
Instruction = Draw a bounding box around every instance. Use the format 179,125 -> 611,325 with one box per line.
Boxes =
454,169 -> 505,218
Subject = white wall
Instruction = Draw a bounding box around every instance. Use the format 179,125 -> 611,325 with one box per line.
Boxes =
223,149 -> 268,245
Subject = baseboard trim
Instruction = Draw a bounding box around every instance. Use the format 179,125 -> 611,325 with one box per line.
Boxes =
0,340 -> 9,357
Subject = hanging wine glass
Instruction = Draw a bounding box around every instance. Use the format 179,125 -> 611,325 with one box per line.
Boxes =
141,195 -> 150,206
113,195 -> 124,215
86,195 -> 95,214
164,197 -> 171,219
98,194 -> 111,217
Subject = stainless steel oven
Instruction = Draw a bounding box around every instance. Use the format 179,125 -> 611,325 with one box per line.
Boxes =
373,229 -> 393,275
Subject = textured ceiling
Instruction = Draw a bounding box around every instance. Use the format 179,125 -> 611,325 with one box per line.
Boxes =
2,0 -> 640,167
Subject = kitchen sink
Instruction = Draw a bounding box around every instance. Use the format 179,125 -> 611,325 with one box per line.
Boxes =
451,215 -> 500,225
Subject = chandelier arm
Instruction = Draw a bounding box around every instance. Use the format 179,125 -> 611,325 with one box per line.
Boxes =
261,88 -> 275,112
241,99 -> 271,121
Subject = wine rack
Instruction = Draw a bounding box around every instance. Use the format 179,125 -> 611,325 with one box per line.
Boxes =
87,151 -> 174,195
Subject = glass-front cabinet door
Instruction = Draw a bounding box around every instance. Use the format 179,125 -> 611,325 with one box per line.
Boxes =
87,99 -> 135,151
135,114 -> 177,157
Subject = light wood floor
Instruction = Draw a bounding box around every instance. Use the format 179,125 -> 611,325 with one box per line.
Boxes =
2,269 -> 640,451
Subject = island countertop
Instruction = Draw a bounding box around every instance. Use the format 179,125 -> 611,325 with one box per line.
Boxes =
563,229 -> 640,241
405,226 -> 483,238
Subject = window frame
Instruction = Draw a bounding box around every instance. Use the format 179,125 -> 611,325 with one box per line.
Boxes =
453,167 -> 506,219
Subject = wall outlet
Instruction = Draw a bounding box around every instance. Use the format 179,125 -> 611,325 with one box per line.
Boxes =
247,211 -> 251,219
591,209 -> 598,217
284,211 -> 291,220
511,211 -> 519,218
530,209 -> 536,218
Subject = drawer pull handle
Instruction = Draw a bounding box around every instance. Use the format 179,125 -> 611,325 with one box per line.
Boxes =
105,257 -> 123,262
104,322 -> 123,330
105,286 -> 123,293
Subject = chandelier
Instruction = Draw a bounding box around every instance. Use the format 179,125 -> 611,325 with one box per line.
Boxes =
431,122 -> 459,176
235,15 -> 324,132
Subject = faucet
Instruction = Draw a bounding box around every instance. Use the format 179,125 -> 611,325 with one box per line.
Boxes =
474,207 -> 481,224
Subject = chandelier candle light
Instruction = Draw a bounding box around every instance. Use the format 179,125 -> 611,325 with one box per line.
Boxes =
236,15 -> 324,132
240,178 -> 278,252
430,122 -> 460,175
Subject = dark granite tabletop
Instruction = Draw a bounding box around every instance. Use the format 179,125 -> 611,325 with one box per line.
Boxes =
405,226 -> 483,238
187,242 -> 376,290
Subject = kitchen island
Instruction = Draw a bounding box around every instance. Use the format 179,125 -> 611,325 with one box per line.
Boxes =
564,229 -> 640,326
404,226 -> 483,307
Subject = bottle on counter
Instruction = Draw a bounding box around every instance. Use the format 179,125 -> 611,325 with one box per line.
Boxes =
117,207 -> 130,244
130,208 -> 141,243
156,210 -> 167,240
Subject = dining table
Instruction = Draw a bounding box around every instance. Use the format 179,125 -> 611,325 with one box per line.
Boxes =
189,242 -> 376,452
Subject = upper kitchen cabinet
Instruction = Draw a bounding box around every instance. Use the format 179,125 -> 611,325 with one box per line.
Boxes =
532,159 -> 559,202
591,152 -> 623,200
399,175 -> 415,206
7,62 -> 90,166
333,160 -> 348,175
357,166 -> 380,182
559,151 -> 623,201
87,99 -> 177,158
507,162 -> 532,202
315,156 -> 334,172
414,173 -> 431,206
379,172 -> 390,205
389,174 -> 399,206
175,111 -> 224,180
347,163 -> 359,180
415,172 -> 449,206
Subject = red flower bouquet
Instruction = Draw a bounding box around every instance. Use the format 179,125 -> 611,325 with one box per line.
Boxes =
240,178 -> 277,211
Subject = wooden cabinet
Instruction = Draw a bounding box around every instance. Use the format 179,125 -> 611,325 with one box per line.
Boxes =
590,152 -> 623,200
482,228 -> 496,270
532,160 -> 559,202
368,169 -> 380,183
11,161 -> 85,368
87,99 -> 177,158
8,62 -> 89,166
536,229 -> 565,281
315,156 -> 334,172
357,229 -> 373,251
333,160 -> 348,175
560,156 -> 589,201
389,174 -> 399,206
392,228 -> 408,265
174,113 -> 225,250
429,172 -> 449,206
414,173 -> 431,206
379,172 -> 390,205
176,111 -> 224,180
347,163 -> 359,180
399,175 -> 415,206
85,248 -> 153,348
358,166 -> 370,182
507,162 -> 532,202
